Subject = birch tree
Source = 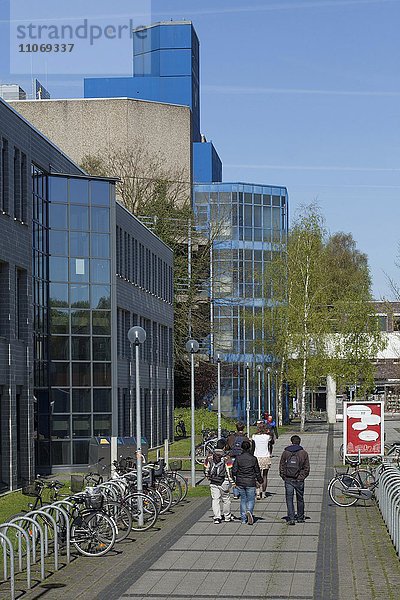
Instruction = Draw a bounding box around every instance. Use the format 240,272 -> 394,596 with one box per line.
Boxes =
325,233 -> 386,396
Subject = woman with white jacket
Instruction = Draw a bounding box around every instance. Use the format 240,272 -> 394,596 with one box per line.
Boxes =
252,422 -> 272,499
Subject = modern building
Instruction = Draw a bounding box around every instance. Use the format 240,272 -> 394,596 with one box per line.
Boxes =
193,183 -> 289,417
0,97 -> 173,489
83,21 -> 222,184
0,84 -> 26,101
10,19 -> 289,419
85,20 -> 289,418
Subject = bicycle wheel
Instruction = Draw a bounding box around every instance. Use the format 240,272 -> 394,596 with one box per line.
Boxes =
168,471 -> 188,501
329,474 -> 360,507
71,511 -> 116,557
352,469 -> 376,489
164,475 -> 183,505
144,487 -> 162,514
126,493 -> 158,531
104,501 -> 133,542
194,444 -> 206,465
155,480 -> 173,513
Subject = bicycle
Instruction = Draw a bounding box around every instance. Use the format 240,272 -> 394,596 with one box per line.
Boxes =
194,436 -> 218,465
328,462 -> 379,507
68,488 -> 117,556
174,416 -> 187,438
19,480 -> 117,557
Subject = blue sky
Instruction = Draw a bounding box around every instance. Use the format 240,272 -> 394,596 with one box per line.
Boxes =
1,0 -> 399,297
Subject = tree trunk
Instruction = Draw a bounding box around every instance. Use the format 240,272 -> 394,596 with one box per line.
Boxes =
300,349 -> 307,432
277,359 -> 285,426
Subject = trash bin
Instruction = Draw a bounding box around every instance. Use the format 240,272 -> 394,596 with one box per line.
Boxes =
118,436 -> 148,463
88,436 -> 148,475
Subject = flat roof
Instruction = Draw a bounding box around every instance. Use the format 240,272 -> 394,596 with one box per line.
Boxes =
11,96 -> 191,111
0,97 -> 84,174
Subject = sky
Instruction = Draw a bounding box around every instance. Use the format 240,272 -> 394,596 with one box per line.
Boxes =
1,0 -> 399,298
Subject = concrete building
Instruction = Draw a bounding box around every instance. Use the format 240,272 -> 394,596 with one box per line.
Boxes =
9,97 -> 192,191
83,21 -> 222,184
0,97 -> 173,488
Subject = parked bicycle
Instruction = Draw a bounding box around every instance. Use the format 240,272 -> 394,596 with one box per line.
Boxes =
174,415 -> 187,438
328,457 -> 378,507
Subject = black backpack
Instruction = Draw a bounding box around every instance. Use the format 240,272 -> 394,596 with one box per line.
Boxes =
230,434 -> 245,457
285,452 -> 301,478
209,458 -> 226,485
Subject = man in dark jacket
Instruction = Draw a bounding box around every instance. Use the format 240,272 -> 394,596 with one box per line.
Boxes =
227,422 -> 250,500
279,435 -> 310,525
232,440 -> 263,524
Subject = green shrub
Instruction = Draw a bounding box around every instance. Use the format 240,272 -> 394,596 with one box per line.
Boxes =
174,408 -> 236,436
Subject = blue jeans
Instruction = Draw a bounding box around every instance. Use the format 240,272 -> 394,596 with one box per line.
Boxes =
237,486 -> 256,522
285,480 -> 305,521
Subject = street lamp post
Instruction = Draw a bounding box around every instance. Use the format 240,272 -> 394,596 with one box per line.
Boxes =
128,326 -> 146,526
186,339 -> 199,488
257,365 -> 262,420
267,367 -> 271,415
216,354 -> 222,439
246,363 -> 250,436
274,370 -> 278,421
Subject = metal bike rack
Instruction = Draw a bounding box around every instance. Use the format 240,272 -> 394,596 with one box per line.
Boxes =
97,481 -> 120,500
375,466 -> 400,556
41,504 -> 71,565
8,516 -> 44,579
0,531 -> 15,600
0,522 -> 32,589
26,510 -> 59,572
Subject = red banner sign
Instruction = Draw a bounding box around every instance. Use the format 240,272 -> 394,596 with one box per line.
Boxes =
343,401 -> 384,457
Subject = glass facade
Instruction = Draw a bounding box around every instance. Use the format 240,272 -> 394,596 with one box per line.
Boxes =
193,183 -> 288,418
32,165 -> 51,468
33,174 -> 114,468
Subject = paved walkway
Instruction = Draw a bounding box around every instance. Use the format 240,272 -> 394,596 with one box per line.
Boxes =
11,423 -> 400,599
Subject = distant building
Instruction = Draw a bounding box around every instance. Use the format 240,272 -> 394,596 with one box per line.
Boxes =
34,79 -> 51,100
370,301 -> 400,410
84,21 -> 222,184
0,84 -> 26,101
193,183 -> 289,417
0,97 -> 173,489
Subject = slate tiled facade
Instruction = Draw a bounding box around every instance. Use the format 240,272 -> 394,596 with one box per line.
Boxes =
0,98 -> 82,490
0,98 -> 173,489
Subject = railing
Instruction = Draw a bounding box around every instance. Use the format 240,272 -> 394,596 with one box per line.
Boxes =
0,505 -> 69,600
375,464 -> 400,556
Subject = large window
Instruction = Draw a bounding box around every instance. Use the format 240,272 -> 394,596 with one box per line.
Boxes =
48,176 -> 113,466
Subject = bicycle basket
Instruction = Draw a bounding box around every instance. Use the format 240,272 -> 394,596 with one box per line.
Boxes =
168,460 -> 182,471
125,457 -> 136,470
85,489 -> 104,510
21,481 -> 42,497
71,474 -> 84,493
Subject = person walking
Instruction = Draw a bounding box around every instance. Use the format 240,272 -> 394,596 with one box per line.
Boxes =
279,435 -> 310,525
252,422 -> 272,499
204,439 -> 236,524
232,440 -> 263,524
266,414 -> 279,455
226,422 -> 249,500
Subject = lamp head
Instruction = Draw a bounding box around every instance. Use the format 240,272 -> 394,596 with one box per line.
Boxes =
185,339 -> 199,353
128,326 -> 146,345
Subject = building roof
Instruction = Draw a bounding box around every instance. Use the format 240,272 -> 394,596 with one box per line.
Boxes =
0,97 -> 84,174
